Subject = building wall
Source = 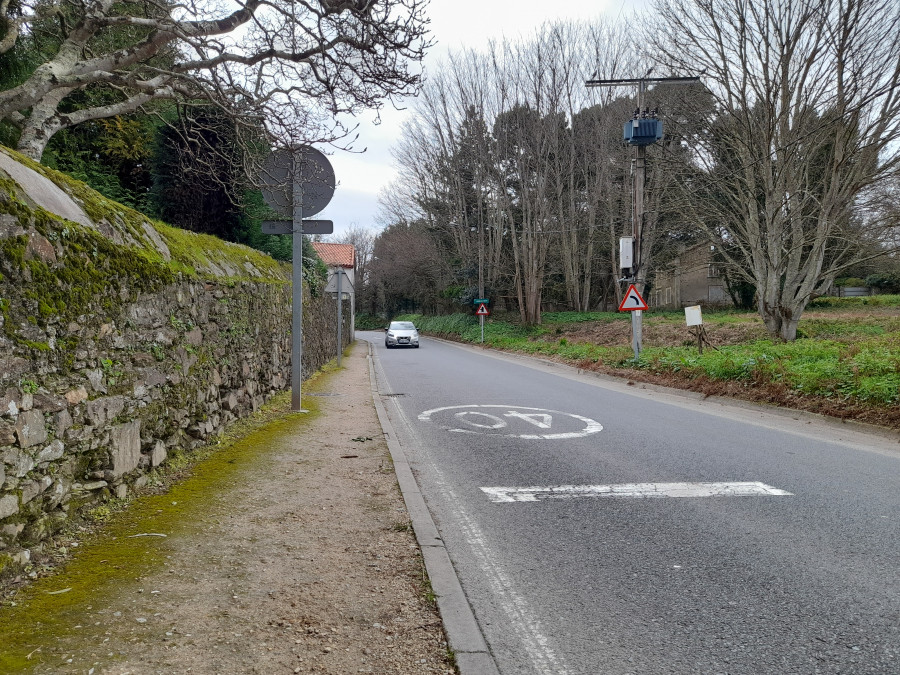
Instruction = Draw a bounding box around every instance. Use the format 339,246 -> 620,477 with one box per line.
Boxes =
651,244 -> 732,309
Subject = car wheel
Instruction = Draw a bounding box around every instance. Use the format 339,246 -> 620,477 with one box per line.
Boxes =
415,344 -> 420,348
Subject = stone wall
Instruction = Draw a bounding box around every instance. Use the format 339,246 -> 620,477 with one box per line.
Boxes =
0,147 -> 351,576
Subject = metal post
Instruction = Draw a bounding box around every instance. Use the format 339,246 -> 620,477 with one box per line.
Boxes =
585,75 -> 700,361
336,268 -> 343,367
479,213 -> 485,344
630,83 -> 647,360
291,170 -> 304,411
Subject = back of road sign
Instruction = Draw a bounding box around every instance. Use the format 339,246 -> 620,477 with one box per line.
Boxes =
618,284 -> 649,311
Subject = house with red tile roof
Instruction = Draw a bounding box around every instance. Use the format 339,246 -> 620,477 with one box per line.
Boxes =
311,242 -> 356,334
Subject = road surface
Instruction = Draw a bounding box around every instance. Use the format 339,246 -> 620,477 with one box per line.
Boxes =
361,331 -> 900,675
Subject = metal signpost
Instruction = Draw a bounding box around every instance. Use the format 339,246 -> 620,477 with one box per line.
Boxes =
259,146 -> 336,411
337,269 -> 343,367
474,298 -> 490,343
326,268 -> 353,366
585,74 -> 700,359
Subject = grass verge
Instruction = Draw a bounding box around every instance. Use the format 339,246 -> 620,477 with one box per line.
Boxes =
394,298 -> 900,426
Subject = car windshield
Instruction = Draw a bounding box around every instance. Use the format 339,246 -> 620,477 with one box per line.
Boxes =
389,322 -> 416,330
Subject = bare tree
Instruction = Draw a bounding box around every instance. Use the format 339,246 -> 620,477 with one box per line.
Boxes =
0,0 -> 430,160
330,221 -> 374,285
648,0 -> 900,340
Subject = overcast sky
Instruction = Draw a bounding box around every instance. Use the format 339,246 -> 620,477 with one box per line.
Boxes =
315,0 -> 644,239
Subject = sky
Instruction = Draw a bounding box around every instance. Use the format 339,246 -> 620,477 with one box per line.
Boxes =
314,0 -> 641,239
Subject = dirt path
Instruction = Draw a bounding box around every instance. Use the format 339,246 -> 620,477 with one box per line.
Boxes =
1,343 -> 455,674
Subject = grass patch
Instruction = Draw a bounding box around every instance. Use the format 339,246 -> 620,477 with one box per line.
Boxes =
401,301 -> 900,407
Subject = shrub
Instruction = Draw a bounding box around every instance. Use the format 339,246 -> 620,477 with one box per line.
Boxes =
834,277 -> 867,287
865,272 -> 900,294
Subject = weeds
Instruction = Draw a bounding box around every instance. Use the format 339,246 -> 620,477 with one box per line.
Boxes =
402,301 -> 900,407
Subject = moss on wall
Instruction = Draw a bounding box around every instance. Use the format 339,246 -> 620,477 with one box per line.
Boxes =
0,145 -> 350,580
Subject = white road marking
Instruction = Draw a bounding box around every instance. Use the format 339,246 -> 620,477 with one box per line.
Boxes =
419,404 -> 603,440
386,398 -> 569,673
481,481 -> 793,503
504,411 -> 553,428
454,411 -> 507,429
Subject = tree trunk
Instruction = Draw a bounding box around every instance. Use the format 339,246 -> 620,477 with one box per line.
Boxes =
758,295 -> 802,342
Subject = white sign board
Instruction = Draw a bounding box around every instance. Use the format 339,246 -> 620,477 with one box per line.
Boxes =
685,305 -> 703,326
619,237 -> 634,269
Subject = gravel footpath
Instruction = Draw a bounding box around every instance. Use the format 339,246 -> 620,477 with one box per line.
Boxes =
1,342 -> 456,674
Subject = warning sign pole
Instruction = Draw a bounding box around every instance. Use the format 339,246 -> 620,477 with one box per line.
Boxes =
617,284 -> 648,359
474,300 -> 490,343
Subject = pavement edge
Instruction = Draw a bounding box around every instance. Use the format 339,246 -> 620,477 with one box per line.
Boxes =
366,342 -> 500,675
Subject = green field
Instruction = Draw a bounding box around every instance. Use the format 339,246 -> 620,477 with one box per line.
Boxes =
385,296 -> 900,422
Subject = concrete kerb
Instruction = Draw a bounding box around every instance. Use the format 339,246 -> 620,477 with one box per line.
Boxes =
366,342 -> 500,675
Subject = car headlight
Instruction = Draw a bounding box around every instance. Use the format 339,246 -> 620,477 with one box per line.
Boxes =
387,332 -> 395,337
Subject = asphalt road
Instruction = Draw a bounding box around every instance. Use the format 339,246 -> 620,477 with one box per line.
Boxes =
360,331 -> 900,675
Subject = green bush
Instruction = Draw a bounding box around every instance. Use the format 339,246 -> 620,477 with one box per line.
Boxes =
834,277 -> 868,287
808,295 -> 900,309
865,272 -> 900,293
355,313 -> 387,330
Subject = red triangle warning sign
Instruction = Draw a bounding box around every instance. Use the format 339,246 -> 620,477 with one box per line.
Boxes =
618,284 -> 648,311
475,303 -> 490,316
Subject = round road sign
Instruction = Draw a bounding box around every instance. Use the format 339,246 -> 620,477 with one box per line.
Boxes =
259,146 -> 336,218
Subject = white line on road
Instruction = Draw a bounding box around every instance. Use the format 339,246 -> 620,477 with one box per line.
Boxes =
481,481 -> 793,503
384,395 -> 570,673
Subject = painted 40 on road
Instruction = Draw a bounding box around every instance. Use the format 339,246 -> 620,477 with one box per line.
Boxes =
418,405 -> 603,440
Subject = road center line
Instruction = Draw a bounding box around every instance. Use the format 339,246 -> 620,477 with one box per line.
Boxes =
481,481 -> 793,503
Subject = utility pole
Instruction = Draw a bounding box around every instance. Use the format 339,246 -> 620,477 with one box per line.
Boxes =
585,75 -> 699,359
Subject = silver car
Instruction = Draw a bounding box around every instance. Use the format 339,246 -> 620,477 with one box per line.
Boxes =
385,321 -> 420,348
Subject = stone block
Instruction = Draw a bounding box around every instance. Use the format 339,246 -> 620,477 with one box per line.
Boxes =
0,494 -> 18,519
64,386 -> 88,405
37,439 -> 64,463
85,369 -> 106,393
1,522 -> 24,539
139,368 -> 167,388
185,327 -> 203,346
150,440 -> 167,467
127,298 -> 165,328
0,215 -> 25,238
223,393 -> 239,412
109,420 -> 141,477
80,481 -> 108,491
24,232 -> 57,264
21,477 -> 50,504
4,447 -> 35,478
0,356 -> 28,384
46,480 -> 67,507
85,395 -> 125,426
33,393 -> 66,413
53,409 -> 72,438
0,419 -> 15,445
14,409 -> 47,448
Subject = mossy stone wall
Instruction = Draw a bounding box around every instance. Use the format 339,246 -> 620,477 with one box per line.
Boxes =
0,147 -> 351,577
